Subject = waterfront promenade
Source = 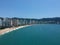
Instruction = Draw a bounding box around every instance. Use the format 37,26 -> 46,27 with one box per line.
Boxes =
0,17 -> 60,36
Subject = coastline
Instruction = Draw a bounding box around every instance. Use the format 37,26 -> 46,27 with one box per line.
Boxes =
0,25 -> 31,36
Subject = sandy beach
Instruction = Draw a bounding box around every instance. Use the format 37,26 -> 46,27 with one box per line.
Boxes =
0,25 -> 30,35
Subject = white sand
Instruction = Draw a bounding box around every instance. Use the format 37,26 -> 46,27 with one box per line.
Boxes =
0,25 -> 30,35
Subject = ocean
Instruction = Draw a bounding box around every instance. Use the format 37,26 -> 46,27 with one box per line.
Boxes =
0,24 -> 60,45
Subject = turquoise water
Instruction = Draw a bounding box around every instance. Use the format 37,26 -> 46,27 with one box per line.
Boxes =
0,24 -> 60,45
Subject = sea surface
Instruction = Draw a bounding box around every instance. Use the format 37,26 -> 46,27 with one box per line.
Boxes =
0,24 -> 60,45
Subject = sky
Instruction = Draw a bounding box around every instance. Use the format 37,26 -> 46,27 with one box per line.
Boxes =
0,0 -> 60,19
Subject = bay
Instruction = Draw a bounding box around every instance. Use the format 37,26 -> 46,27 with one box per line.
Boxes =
0,24 -> 60,45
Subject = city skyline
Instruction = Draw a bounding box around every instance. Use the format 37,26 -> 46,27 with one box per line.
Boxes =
0,0 -> 60,18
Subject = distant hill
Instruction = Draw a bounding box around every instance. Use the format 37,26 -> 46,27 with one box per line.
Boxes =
40,17 -> 60,21
39,17 -> 60,24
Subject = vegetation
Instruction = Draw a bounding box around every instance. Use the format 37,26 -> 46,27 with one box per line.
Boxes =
0,17 -> 60,29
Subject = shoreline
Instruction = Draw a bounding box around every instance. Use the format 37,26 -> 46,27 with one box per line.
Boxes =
0,25 -> 31,36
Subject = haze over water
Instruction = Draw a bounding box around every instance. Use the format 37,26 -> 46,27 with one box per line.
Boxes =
0,24 -> 60,45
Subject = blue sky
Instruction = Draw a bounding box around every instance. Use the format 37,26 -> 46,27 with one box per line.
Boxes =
0,0 -> 60,19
